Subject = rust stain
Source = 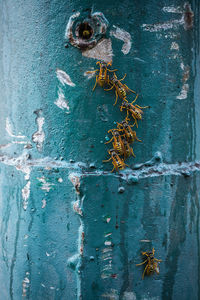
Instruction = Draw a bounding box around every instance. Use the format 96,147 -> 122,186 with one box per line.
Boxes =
184,3 -> 194,30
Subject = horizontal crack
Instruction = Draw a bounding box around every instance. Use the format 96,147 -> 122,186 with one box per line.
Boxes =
0,153 -> 200,180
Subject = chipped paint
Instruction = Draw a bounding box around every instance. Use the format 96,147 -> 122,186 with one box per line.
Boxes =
41,199 -> 46,208
69,173 -> 81,194
110,25 -> 132,55
143,3 -> 193,32
177,63 -> 190,99
37,176 -> 54,192
123,292 -> 137,300
54,88 -> 70,111
6,117 -> 26,139
56,69 -> 75,87
176,83 -> 189,100
32,110 -> 45,152
170,42 -> 179,50
58,177 -> 63,183
163,6 -> 183,13
22,181 -> 31,210
22,272 -> 30,298
142,17 -> 185,32
73,200 -> 83,216
82,38 -> 113,63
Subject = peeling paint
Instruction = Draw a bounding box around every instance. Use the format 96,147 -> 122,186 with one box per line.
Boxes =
56,69 -> 75,87
6,117 -> 26,139
54,88 -> 70,111
82,38 -> 113,63
143,3 -> 193,32
73,200 -> 83,216
176,83 -> 189,100
32,110 -> 45,152
41,199 -> 46,209
22,181 -> 31,210
170,42 -> 179,50
37,176 -> 54,192
110,25 -> 132,55
163,6 -> 183,13
69,173 -> 81,194
22,272 -> 30,298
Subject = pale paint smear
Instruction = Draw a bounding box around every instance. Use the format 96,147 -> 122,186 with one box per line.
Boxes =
37,176 -> 54,192
32,112 -> 45,152
22,181 -> 31,210
163,6 -> 183,13
171,42 -> 179,50
142,17 -> 185,32
82,38 -> 113,63
6,117 -> 26,139
110,25 -> 132,55
56,69 -> 76,87
54,88 -> 70,111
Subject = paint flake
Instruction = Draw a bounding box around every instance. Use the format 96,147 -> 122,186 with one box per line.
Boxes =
110,25 -> 132,55
56,69 -> 75,87
82,38 -> 113,63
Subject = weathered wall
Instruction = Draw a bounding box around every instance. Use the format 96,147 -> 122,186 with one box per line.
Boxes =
0,0 -> 199,299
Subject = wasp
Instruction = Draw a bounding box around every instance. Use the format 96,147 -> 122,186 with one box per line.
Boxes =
121,137 -> 135,159
105,73 -> 136,105
105,129 -> 125,155
103,149 -> 127,172
117,119 -> 141,143
86,61 -> 117,91
120,95 -> 149,127
136,248 -> 162,279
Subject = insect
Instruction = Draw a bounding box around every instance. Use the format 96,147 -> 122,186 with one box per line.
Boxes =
103,149 -> 127,172
86,61 -> 117,91
136,248 -> 162,279
121,137 -> 135,158
117,119 -> 141,143
105,73 -> 136,105
105,129 -> 125,155
120,95 -> 148,127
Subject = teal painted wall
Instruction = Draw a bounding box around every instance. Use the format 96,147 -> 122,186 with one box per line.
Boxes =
0,0 -> 199,299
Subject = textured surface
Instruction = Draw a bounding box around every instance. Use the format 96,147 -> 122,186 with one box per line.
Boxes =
0,0 -> 200,299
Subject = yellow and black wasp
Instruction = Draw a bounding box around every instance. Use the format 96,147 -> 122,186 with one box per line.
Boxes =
86,61 -> 117,91
117,119 -> 141,143
121,137 -> 135,159
120,95 -> 149,127
136,248 -> 162,279
103,149 -> 128,172
105,73 -> 136,105
105,129 -> 125,155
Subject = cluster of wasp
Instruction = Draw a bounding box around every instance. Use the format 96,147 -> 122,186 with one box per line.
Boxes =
87,61 -> 148,172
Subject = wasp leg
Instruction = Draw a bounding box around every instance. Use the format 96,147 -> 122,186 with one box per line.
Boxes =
134,104 -> 149,109
119,73 -> 127,81
86,70 -> 99,74
111,166 -> 116,173
136,259 -> 148,266
107,68 -> 118,72
92,76 -> 98,91
105,137 -> 114,144
132,115 -> 138,128
125,163 -> 129,167
136,135 -> 142,142
113,90 -> 118,106
131,94 -> 139,104
96,61 -> 101,65
124,84 -> 136,94
103,157 -> 112,162
131,148 -> 136,157
142,264 -> 149,279
104,85 -> 114,91
154,259 -> 162,262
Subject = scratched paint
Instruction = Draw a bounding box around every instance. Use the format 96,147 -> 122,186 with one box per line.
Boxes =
0,0 -> 199,299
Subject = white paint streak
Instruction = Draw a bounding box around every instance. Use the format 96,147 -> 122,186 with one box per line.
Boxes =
22,272 -> 30,298
65,12 -> 80,39
22,181 -> 31,210
32,111 -> 45,152
163,6 -> 183,13
42,199 -> 46,208
171,42 -> 179,50
54,88 -> 70,111
6,118 -> 26,139
110,25 -> 132,55
58,177 -> 63,183
142,16 -> 184,32
56,69 -> 75,87
82,38 -> 113,63
176,83 -> 189,99
37,176 -> 54,192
